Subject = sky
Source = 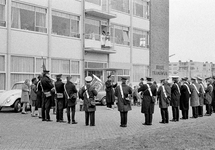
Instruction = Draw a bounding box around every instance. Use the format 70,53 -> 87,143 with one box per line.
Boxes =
169,0 -> 215,63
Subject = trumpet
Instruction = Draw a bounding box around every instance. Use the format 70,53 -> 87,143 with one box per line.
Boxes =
91,74 -> 103,92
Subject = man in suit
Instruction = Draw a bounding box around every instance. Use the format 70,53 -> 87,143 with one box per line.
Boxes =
40,70 -> 54,121
54,74 -> 65,122
138,77 -> 157,125
157,79 -> 171,124
170,76 -> 181,122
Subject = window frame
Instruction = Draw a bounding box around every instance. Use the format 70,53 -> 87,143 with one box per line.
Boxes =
52,10 -> 80,38
133,28 -> 149,48
11,1 -> 48,33
133,0 -> 149,19
112,24 -> 130,46
0,0 -> 6,27
110,0 -> 130,14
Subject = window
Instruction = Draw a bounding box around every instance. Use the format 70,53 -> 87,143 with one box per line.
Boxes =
133,0 -> 149,19
0,55 -> 5,90
113,25 -> 130,46
0,0 -> 5,27
86,0 -> 101,5
11,2 -> 47,33
85,18 -> 100,41
51,59 -> 70,74
111,0 -> 129,13
133,29 -> 148,48
133,65 -> 149,82
52,11 -> 80,38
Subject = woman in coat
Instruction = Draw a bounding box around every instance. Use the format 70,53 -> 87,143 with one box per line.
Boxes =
115,77 -> 132,127
21,79 -> 30,114
30,78 -> 38,117
105,75 -> 117,110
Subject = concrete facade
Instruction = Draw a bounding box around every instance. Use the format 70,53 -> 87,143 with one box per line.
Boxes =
150,0 -> 169,82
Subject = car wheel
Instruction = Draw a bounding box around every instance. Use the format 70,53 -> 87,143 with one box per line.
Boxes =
101,97 -> 106,106
14,100 -> 22,112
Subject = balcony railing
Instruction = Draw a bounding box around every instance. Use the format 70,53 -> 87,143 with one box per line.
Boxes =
85,33 -> 114,49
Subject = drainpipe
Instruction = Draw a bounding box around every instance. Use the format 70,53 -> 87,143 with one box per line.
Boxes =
6,0 -> 11,90
81,0 -> 85,85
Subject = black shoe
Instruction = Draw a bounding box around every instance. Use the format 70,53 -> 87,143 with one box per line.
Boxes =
68,122 -> 70,124
199,115 -> 203,117
86,124 -> 89,126
90,124 -> 95,126
180,117 -> 185,120
176,119 -> 179,121
42,119 -> 46,121
59,120 -> 66,123
46,119 -> 53,122
56,120 -> 59,122
159,121 -> 165,124
120,125 -> 124,127
190,117 -> 195,118
72,121 -> 78,124
170,119 -> 176,122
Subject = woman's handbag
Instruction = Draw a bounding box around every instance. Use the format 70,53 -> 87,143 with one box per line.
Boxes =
204,92 -> 212,105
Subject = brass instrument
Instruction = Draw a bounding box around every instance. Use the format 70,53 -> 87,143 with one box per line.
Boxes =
91,74 -> 103,92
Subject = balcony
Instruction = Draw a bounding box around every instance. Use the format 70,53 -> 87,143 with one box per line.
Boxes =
85,9 -> 116,20
85,33 -> 116,54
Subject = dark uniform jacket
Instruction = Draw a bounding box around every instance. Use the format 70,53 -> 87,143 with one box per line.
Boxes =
180,82 -> 190,110
171,82 -> 181,107
212,81 -> 215,107
64,81 -> 77,107
41,75 -> 54,92
157,84 -> 171,109
138,83 -> 157,114
115,83 -> 132,112
105,80 -> 117,104
79,85 -> 97,112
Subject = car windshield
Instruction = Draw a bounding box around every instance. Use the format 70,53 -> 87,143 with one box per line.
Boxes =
12,83 -> 23,90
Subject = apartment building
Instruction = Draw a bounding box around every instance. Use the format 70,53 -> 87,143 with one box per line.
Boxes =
169,61 -> 215,79
0,0 -> 157,90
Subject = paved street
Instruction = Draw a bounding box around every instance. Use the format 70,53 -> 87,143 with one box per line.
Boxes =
1,104 -> 215,150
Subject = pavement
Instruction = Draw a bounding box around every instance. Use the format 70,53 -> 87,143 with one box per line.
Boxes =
0,103 -> 214,150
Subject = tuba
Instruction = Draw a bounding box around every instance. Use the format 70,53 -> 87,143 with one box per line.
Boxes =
91,74 -> 103,92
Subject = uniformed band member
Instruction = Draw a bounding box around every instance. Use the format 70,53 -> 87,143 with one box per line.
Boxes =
36,74 -> 43,118
170,76 -> 181,122
40,70 -> 55,121
115,77 -> 132,127
54,74 -> 65,122
105,75 -> 117,110
205,77 -> 213,116
180,77 -> 191,119
190,77 -> 200,118
157,79 -> 171,124
138,77 -> 157,126
197,77 -> 205,117
65,75 -> 78,124
79,76 -> 98,126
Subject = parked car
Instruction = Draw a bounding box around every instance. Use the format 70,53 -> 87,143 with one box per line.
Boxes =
0,81 -> 28,112
95,90 -> 106,106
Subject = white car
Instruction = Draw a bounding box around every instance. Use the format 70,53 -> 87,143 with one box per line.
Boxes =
0,81 -> 25,112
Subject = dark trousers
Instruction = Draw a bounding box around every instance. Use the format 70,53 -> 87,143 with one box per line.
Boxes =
56,99 -> 64,121
160,108 -> 169,123
67,105 -> 76,123
206,104 -> 212,115
144,113 -> 153,125
181,109 -> 189,119
192,107 -> 198,118
120,111 -> 128,126
85,111 -> 95,126
107,103 -> 112,108
42,96 -> 51,120
172,106 -> 179,121
198,106 -> 203,116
